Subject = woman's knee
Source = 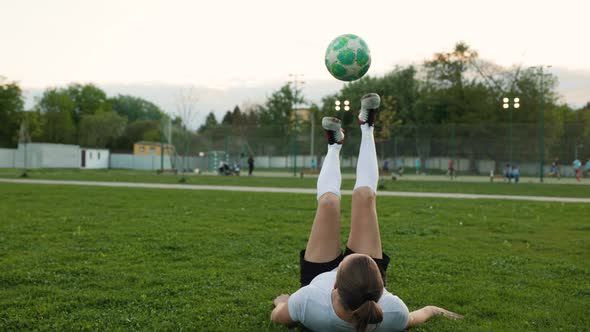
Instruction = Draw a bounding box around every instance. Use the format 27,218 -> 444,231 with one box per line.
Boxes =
318,193 -> 340,210
353,186 -> 376,202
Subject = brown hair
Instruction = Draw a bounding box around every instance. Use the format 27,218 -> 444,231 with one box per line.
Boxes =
336,255 -> 384,332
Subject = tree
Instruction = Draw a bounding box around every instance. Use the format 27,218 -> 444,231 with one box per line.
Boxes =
66,83 -> 110,123
258,84 -> 303,133
111,95 -> 164,122
221,110 -> 233,125
114,120 -> 161,150
173,88 -> 199,180
0,77 -> 24,147
198,112 -> 219,133
231,105 -> 242,124
37,88 -> 77,144
22,109 -> 44,142
376,95 -> 400,143
78,111 -> 127,148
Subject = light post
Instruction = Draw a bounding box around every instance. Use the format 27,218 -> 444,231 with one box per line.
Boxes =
502,97 -> 520,165
289,74 -> 305,177
533,65 -> 551,182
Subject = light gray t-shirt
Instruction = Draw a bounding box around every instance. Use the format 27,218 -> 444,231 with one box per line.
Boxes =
288,269 -> 409,332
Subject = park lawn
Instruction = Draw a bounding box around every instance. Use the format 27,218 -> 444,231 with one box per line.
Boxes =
0,168 -> 589,198
0,183 -> 588,331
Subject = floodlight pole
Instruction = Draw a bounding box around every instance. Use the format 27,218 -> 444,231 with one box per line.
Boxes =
289,74 -> 304,177
310,114 -> 315,166
160,122 -> 164,173
450,123 -> 455,161
502,97 -> 520,165
536,66 -> 551,183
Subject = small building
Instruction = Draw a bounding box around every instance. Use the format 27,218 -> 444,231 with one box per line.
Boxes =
81,148 -> 109,169
133,141 -> 175,156
15,143 -> 80,168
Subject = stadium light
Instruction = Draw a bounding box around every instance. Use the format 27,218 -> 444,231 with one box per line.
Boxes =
335,99 -> 349,111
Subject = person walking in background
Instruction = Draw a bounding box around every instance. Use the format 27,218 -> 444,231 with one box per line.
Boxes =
503,164 -> 513,183
396,159 -> 404,177
247,155 -> 254,176
382,159 -> 390,174
573,158 -> 582,182
414,157 -> 421,175
447,159 -> 456,179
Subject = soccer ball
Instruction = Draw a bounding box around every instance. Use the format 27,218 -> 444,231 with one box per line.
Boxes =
325,34 -> 371,81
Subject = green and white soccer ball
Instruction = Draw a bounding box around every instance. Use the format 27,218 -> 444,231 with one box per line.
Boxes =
325,34 -> 371,81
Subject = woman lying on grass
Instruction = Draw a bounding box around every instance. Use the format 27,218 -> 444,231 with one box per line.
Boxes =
271,93 -> 463,331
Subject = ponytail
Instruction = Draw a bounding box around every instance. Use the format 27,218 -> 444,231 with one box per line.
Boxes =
336,254 -> 385,332
351,300 -> 383,332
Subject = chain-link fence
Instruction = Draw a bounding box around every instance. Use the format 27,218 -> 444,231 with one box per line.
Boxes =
189,122 -> 589,177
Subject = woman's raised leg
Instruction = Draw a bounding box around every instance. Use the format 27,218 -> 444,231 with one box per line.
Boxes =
304,118 -> 345,263
347,93 -> 383,259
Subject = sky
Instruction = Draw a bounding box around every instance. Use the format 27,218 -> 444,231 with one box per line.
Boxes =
1,0 -> 589,126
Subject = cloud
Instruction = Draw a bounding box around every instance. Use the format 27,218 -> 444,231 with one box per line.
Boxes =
552,68 -> 590,107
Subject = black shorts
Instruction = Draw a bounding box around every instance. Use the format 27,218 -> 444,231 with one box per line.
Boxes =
299,247 -> 391,287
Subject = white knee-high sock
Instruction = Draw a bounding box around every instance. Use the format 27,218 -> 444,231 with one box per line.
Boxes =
317,144 -> 342,200
354,125 -> 379,193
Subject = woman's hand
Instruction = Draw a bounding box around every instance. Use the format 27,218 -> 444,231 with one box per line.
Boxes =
273,294 -> 290,306
271,294 -> 293,325
429,306 -> 464,320
406,305 -> 463,330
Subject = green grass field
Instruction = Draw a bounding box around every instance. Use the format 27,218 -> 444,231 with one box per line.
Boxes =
1,168 -> 589,198
1,182 -> 588,331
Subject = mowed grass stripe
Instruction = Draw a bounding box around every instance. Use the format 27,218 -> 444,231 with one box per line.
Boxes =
1,169 -> 589,198
0,183 -> 588,331
2,178 -> 590,203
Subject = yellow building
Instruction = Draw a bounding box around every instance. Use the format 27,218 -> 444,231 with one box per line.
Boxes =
290,108 -> 311,122
133,141 -> 175,156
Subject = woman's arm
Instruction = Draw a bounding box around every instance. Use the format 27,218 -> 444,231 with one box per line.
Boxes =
405,305 -> 463,329
270,294 -> 294,325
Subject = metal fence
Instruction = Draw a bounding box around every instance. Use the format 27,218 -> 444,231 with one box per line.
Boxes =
191,123 -> 589,176
2,122 -> 587,177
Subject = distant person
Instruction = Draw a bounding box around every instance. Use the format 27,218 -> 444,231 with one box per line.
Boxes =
311,158 -> 317,172
415,157 -> 421,175
232,160 -> 240,176
511,166 -> 520,184
503,164 -> 513,183
219,160 -> 231,176
270,93 -> 462,331
248,155 -> 254,176
447,159 -> 456,179
382,159 -> 390,173
396,159 -> 404,177
548,160 -> 560,179
573,159 -> 582,182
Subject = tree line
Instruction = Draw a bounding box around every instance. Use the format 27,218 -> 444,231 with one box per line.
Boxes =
0,81 -> 167,150
1,42 -> 589,165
